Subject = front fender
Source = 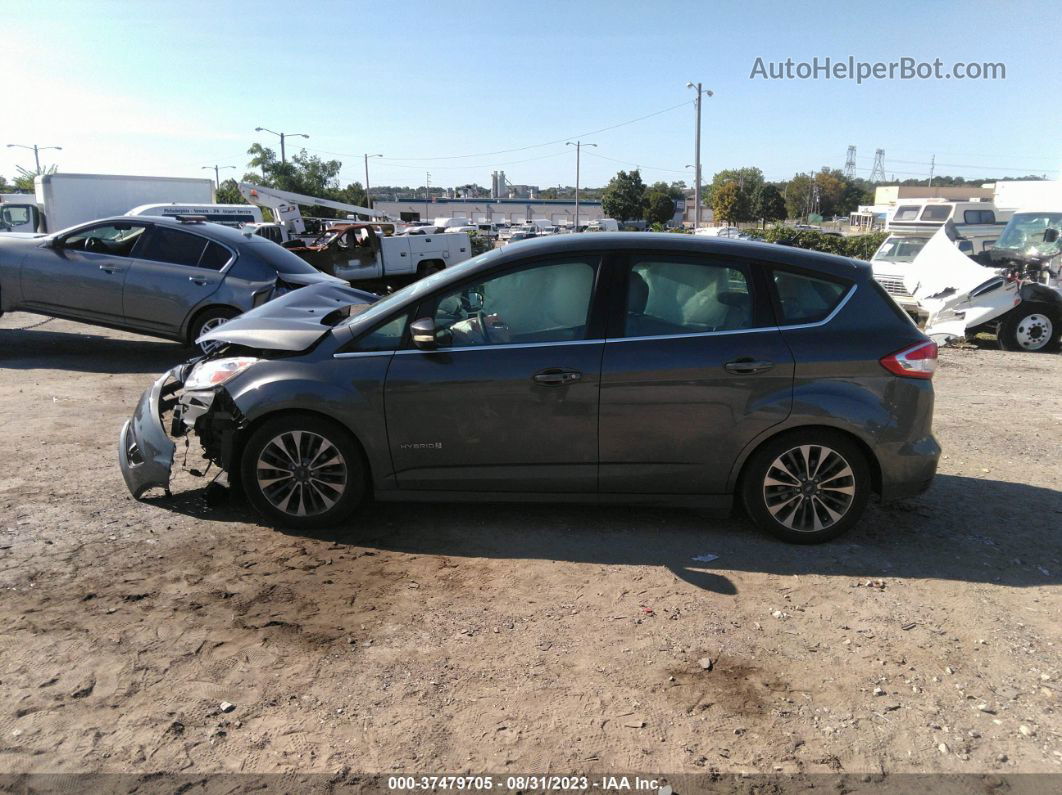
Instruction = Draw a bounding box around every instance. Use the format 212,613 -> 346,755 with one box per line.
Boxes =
222,355 -> 394,485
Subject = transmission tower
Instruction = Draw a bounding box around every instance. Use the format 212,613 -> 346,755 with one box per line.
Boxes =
843,145 -> 857,180
869,148 -> 887,182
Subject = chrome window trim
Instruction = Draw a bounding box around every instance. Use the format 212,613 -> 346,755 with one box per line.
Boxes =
340,285 -> 856,357
334,350 -> 397,359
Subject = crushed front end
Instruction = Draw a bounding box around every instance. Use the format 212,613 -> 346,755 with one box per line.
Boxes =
118,364 -> 188,498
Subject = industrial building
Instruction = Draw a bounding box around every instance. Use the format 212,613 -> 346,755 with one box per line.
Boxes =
372,196 -> 607,225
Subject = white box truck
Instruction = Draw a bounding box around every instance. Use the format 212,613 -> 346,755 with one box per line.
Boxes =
14,173 -> 216,234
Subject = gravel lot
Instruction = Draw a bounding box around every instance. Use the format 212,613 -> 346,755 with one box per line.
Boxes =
0,313 -> 1059,780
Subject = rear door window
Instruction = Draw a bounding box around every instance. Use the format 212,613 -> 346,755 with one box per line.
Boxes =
198,241 -> 233,270
140,227 -> 209,267
771,270 -> 849,325
621,257 -> 757,337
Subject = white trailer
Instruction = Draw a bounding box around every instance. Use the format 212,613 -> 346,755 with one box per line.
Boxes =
30,173 -> 215,233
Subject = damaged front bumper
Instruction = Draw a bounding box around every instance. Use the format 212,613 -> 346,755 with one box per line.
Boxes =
118,366 -> 183,499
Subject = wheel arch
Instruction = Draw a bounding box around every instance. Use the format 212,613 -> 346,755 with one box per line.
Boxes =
730,423 -> 883,498
231,407 -> 373,493
184,303 -> 243,344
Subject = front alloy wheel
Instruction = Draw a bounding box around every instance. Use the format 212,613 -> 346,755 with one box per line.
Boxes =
256,431 -> 348,517
241,415 -> 365,529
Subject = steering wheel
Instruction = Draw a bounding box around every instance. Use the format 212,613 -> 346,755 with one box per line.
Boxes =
84,236 -> 104,252
476,311 -> 510,345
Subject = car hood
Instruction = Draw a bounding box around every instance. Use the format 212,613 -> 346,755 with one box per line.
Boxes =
0,232 -> 46,240
902,224 -> 1003,300
197,281 -> 378,352
277,269 -> 348,287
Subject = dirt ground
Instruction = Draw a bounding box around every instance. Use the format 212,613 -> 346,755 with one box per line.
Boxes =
0,312 -> 1059,781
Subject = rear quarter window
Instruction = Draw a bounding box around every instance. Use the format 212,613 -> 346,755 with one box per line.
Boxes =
771,270 -> 849,325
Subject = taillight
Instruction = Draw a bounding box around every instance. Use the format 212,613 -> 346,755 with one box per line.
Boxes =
880,340 -> 937,379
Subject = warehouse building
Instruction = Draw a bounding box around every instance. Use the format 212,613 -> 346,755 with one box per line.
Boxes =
373,197 -> 606,225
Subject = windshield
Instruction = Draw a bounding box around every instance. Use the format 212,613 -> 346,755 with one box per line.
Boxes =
242,233 -> 325,275
995,212 -> 1062,256
341,247 -> 506,331
872,236 -> 929,263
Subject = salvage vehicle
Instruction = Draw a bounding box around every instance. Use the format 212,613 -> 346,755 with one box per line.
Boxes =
903,216 -> 1062,352
283,222 -> 471,286
0,215 -> 344,353
870,231 -> 1001,324
119,233 -> 940,544
237,182 -> 471,284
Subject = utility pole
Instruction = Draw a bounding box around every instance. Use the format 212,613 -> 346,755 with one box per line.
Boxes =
424,172 -> 431,220
928,154 -> 936,188
6,143 -> 62,172
686,82 -> 713,228
202,164 -> 235,189
566,141 -> 596,232
364,153 -> 382,209
254,127 -> 309,163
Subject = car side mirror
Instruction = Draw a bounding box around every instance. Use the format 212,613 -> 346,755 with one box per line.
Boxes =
410,317 -> 439,350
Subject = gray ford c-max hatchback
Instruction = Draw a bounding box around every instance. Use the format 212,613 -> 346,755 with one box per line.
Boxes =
120,233 -> 940,543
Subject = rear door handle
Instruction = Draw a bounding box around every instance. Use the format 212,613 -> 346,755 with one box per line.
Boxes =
98,264 -> 121,274
724,358 -> 774,375
188,276 -> 209,286
533,368 -> 582,386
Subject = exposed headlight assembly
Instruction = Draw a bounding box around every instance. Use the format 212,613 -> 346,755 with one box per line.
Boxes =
184,357 -> 259,391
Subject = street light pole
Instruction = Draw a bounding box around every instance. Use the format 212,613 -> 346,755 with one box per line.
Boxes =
686,82 -> 713,229
364,154 -> 382,210
425,172 -> 431,220
254,127 -> 309,163
202,164 -> 235,189
566,141 -> 596,232
6,143 -> 63,172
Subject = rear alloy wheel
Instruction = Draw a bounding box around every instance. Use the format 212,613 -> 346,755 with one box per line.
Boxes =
240,415 -> 365,529
998,305 -> 1061,353
742,431 -> 870,543
189,307 -> 239,355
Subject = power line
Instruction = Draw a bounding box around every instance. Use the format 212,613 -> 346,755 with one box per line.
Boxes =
302,99 -> 691,162
581,151 -> 687,174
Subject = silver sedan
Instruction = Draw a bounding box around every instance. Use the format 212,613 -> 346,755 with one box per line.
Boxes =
0,215 -> 343,352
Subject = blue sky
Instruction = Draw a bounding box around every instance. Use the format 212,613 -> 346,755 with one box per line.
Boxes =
4,0 -> 1060,190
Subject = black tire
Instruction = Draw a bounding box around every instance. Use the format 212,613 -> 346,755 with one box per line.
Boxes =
741,429 -> 871,544
417,260 -> 445,278
188,306 -> 240,354
998,304 -> 1061,353
240,413 -> 366,530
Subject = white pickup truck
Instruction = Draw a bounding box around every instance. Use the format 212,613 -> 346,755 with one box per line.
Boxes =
283,223 -> 472,286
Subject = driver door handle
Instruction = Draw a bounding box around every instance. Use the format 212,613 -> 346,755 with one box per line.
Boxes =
724,358 -> 774,375
533,368 -> 582,386
98,264 -> 122,274
188,276 -> 209,286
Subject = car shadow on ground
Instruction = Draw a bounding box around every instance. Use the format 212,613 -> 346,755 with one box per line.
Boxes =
144,473 -> 1061,596
0,325 -> 188,374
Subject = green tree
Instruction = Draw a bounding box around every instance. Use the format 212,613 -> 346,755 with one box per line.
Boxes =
751,184 -> 786,226
601,169 -> 647,223
644,189 -> 676,225
783,173 -> 814,220
711,181 -> 751,226
706,167 -> 764,206
337,182 -> 368,207
13,164 -> 57,192
215,178 -> 245,205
